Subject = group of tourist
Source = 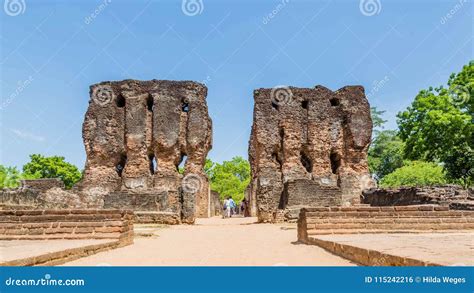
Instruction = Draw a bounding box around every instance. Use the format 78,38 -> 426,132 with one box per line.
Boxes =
222,197 -> 250,218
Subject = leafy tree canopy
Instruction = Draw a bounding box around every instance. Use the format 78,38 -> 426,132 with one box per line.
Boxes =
380,161 -> 446,188
397,61 -> 473,186
368,130 -> 406,181
22,154 -> 82,189
0,165 -> 23,188
207,156 -> 250,204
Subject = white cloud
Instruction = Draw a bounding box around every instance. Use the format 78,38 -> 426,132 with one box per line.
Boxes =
11,129 -> 45,142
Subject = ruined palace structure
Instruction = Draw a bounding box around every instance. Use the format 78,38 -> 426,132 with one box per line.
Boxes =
249,85 -> 374,222
80,80 -> 212,223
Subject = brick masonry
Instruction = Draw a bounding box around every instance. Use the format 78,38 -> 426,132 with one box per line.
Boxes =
297,205 -> 474,266
249,85 -> 374,223
297,205 -> 474,241
0,209 -> 134,245
361,185 -> 474,210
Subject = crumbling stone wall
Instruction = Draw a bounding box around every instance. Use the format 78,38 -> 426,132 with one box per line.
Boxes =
0,179 -> 101,210
249,85 -> 374,222
79,80 -> 212,223
362,185 -> 474,210
19,178 -> 64,191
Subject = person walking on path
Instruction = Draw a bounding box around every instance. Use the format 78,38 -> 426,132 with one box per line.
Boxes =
222,198 -> 229,218
227,196 -> 236,218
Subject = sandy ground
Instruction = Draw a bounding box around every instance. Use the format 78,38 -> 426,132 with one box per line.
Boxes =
0,239 -> 112,263
63,217 -> 354,266
316,233 -> 474,266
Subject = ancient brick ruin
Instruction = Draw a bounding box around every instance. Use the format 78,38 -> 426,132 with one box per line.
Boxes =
249,85 -> 374,222
362,185 -> 474,210
78,80 -> 212,223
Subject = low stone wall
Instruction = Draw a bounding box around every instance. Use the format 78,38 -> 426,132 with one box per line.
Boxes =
361,185 -> 473,210
297,206 -> 474,242
0,209 -> 134,245
20,179 -> 64,191
0,186 -> 103,210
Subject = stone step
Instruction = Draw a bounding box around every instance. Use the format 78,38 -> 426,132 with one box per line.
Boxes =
306,217 -> 474,224
305,210 -> 471,218
307,222 -> 474,232
304,205 -> 450,213
134,211 -> 180,224
306,229 -> 474,235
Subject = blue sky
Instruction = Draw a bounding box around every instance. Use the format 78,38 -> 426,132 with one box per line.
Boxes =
0,0 -> 472,169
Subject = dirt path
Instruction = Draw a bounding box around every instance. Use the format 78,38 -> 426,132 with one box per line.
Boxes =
63,217 -> 354,266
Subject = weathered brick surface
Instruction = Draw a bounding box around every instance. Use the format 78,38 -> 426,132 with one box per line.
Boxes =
362,185 -> 474,210
249,85 -> 374,223
0,209 -> 134,244
298,206 -> 474,240
20,179 -> 65,191
78,80 -> 213,223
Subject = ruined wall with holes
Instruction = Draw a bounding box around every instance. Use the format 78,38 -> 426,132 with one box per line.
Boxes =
249,85 -> 374,223
78,80 -> 212,223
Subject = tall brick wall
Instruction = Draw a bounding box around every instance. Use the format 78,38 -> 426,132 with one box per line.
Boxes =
249,85 -> 374,223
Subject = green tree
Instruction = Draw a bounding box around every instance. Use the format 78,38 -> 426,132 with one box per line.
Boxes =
448,60 -> 473,116
0,165 -> 23,188
22,154 -> 82,189
397,61 -> 473,186
380,161 -> 447,188
368,130 -> 406,181
208,156 -> 250,204
370,106 -> 387,137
